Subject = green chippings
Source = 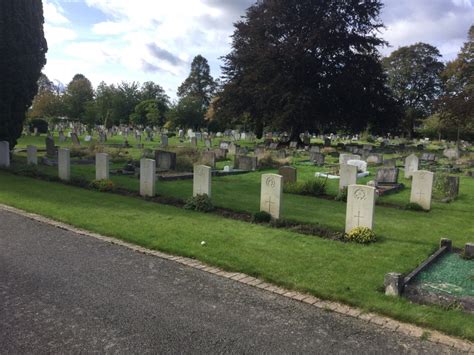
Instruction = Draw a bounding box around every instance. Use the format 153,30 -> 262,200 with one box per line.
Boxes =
414,253 -> 474,298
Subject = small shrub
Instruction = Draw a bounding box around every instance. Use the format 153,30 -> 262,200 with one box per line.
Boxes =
283,178 -> 326,197
321,147 -> 336,155
176,147 -> 201,172
184,194 -> 214,212
404,202 -> 425,211
345,227 -> 377,244
258,152 -> 290,169
252,211 -> 272,223
70,147 -> 89,159
29,118 -> 49,134
89,179 -> 116,192
335,187 -> 348,202
69,176 -> 90,188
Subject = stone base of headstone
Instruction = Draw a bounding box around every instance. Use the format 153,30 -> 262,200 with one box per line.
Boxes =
384,272 -> 404,296
464,243 -> 474,259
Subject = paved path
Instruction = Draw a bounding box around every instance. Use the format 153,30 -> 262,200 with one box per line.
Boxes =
0,210 -> 459,354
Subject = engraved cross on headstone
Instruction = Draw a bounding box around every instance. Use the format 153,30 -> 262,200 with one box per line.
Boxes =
265,196 -> 275,213
354,210 -> 364,226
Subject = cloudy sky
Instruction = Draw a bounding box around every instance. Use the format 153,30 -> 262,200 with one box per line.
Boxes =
43,0 -> 473,98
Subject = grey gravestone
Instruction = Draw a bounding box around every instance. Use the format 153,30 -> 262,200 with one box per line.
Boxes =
161,135 -> 169,148
0,141 -> 10,168
275,150 -> 286,159
235,155 -> 257,171
309,146 -> 320,153
367,153 -> 383,164
154,150 -> 177,171
303,136 -> 311,145
71,133 -> 80,146
324,137 -> 331,147
376,168 -> 399,185
45,137 -> 57,158
204,139 -> 212,148
289,141 -> 298,149
201,151 -> 216,168
310,152 -> 325,166
278,166 -> 297,183
59,131 -> 65,142
383,158 -> 396,168
214,148 -> 227,160
421,153 -> 437,162
443,148 -> 460,160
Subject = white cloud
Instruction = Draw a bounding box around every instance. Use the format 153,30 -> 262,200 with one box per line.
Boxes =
43,0 -> 77,46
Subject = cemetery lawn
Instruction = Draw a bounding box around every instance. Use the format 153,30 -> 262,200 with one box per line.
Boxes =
0,171 -> 473,340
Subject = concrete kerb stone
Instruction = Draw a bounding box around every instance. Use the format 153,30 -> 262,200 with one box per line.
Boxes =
0,202 -> 472,352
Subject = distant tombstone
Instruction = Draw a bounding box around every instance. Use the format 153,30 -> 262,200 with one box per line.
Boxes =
235,155 -> 257,171
339,154 -> 361,165
84,135 -> 92,142
214,148 -> 227,160
289,141 -> 298,149
71,133 -> 80,146
195,132 -> 202,141
309,146 -> 320,153
254,147 -> 266,158
339,164 -> 357,191
303,136 -> 311,146
204,138 -> 212,148
404,154 -> 419,179
278,166 -> 297,184
435,175 -> 460,200
161,134 -> 169,148
269,142 -> 279,150
219,141 -> 230,150
140,158 -> 156,197
228,142 -> 238,155
366,153 -> 383,165
178,129 -> 184,139
443,148 -> 460,160
193,165 -> 212,197
375,168 -> 399,185
345,185 -> 375,233
347,159 -> 367,172
154,150 -> 177,171
310,152 -> 325,166
59,131 -> 66,142
421,153 -> 436,162
363,144 -> 373,151
324,137 -> 331,147
201,151 -> 216,168
383,158 -> 396,168
191,137 -> 198,147
58,148 -> 70,181
0,141 -> 10,168
45,136 -> 57,158
410,170 -> 434,210
27,145 -> 38,165
275,149 -> 286,159
33,127 -> 39,136
260,173 -> 283,219
95,153 -> 110,180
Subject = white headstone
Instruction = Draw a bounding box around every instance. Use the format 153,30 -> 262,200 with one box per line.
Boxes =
27,145 -> 37,165
260,173 -> 283,219
339,164 -> 357,191
193,165 -> 212,197
140,158 -> 156,197
410,170 -> 434,210
95,153 -> 110,180
0,141 -> 10,168
404,154 -> 419,179
345,185 -> 375,233
347,159 -> 367,172
58,148 -> 70,181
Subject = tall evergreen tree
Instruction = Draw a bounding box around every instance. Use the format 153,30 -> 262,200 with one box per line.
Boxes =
215,0 -> 398,139
177,55 -> 216,108
0,0 -> 47,148
64,74 -> 94,121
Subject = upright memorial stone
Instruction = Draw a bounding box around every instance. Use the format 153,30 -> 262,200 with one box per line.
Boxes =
45,136 -> 57,158
278,166 -> 297,183
339,164 -> 357,191
161,135 -> 168,148
140,158 -> 156,197
404,154 -> 419,179
0,141 -> 10,168
27,145 -> 38,165
58,148 -> 71,181
193,165 -> 212,197
260,173 -> 283,219
96,153 -> 110,180
345,185 -> 375,233
410,170 -> 434,210
71,133 -> 80,146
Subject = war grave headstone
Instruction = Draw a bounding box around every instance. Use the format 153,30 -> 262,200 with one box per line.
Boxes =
0,141 -> 10,168
278,166 -> 297,184
27,145 -> 38,165
58,148 -> 71,181
155,150 -> 177,171
96,153 -> 110,180
339,164 -> 357,191
410,170 -> 434,210
345,185 -> 375,233
193,165 -> 212,197
140,158 -> 156,197
404,154 -> 419,179
260,173 -> 283,219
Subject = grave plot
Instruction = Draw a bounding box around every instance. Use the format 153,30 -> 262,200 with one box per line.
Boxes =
404,251 -> 474,313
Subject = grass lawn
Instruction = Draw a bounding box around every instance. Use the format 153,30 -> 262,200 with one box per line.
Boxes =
0,171 -> 473,340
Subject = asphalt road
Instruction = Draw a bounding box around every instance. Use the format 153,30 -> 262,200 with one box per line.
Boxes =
0,209 -> 459,354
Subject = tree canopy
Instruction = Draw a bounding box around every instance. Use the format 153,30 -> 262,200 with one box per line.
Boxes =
0,0 -> 47,148
383,43 -> 444,137
214,0 -> 399,139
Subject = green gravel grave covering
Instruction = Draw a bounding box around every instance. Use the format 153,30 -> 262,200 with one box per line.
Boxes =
414,253 -> 474,297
